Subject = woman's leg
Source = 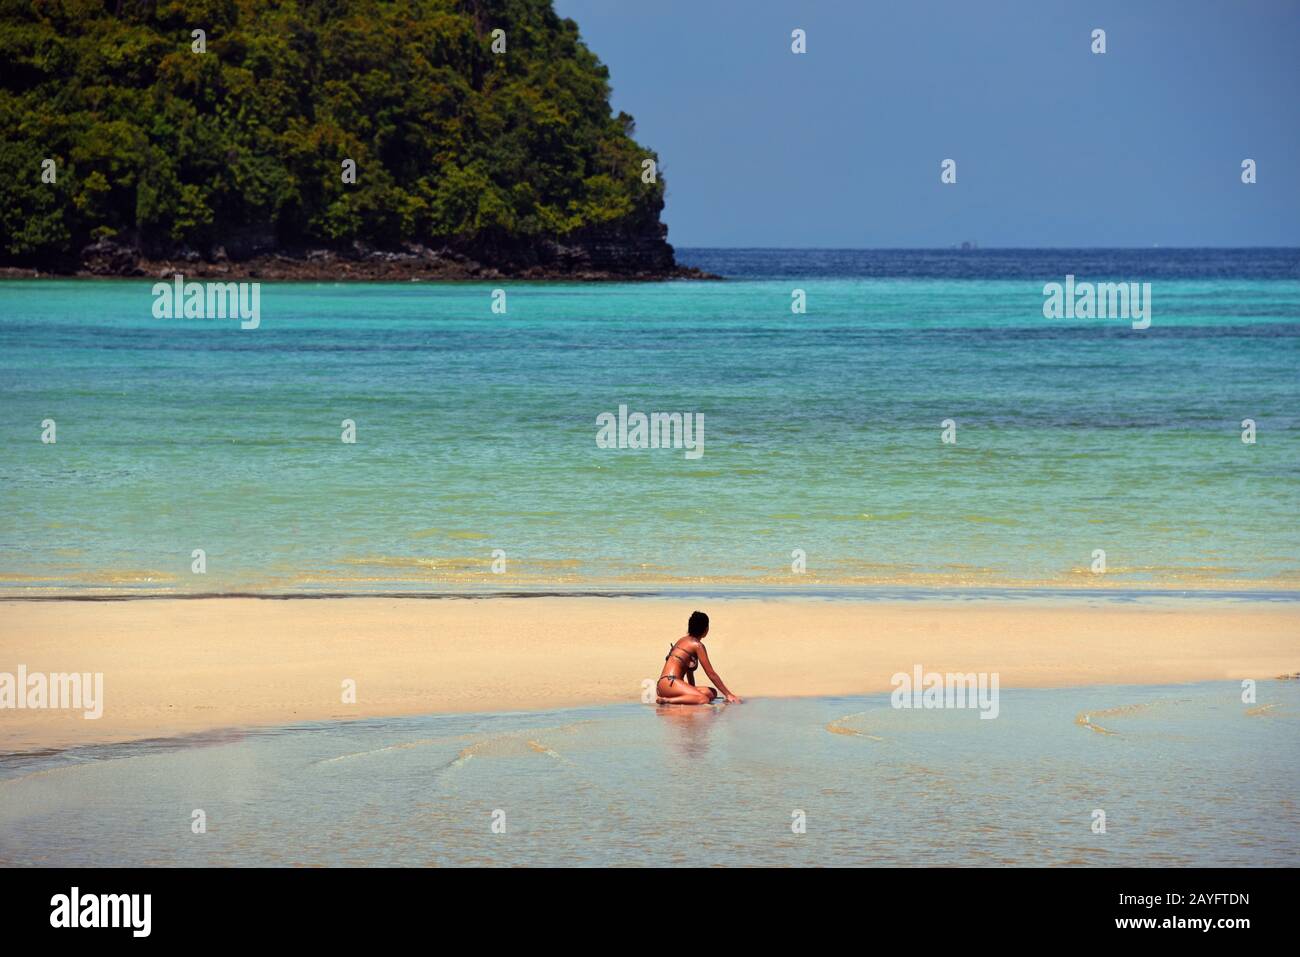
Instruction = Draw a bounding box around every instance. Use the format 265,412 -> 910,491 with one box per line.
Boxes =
655,677 -> 713,705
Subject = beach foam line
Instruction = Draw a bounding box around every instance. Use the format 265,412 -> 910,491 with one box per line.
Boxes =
313,736 -> 471,765
1245,703 -> 1283,718
825,711 -> 884,741
1075,712 -> 1120,735
320,727 -> 577,769
527,740 -> 562,759
443,720 -> 600,771
0,756 -> 101,786
1075,697 -> 1197,735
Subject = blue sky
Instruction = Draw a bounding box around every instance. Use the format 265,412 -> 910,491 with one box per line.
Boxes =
554,0 -> 1300,248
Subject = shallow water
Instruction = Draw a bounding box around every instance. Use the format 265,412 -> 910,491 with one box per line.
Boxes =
2,680 -> 1296,867
1,249 -> 1297,595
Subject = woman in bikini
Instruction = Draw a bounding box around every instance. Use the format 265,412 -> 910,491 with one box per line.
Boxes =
656,611 -> 742,705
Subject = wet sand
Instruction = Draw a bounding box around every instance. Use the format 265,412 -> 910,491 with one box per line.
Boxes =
1,596 -> 1297,752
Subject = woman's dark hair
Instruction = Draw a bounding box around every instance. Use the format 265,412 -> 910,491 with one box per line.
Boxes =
687,611 -> 709,638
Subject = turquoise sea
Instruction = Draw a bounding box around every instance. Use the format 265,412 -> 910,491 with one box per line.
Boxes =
1,249 -> 1297,594
2,680 -> 1296,867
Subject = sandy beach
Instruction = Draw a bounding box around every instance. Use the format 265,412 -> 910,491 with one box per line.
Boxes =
1,596 -> 1297,753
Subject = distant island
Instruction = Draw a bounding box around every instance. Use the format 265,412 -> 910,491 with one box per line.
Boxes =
0,0 -> 706,280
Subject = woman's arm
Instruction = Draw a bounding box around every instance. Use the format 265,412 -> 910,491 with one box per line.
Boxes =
695,642 -> 742,703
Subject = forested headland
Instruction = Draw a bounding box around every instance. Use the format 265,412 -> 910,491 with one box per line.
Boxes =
0,0 -> 701,279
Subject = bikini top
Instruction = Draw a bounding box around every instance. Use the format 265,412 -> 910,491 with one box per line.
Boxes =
665,641 -> 699,672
